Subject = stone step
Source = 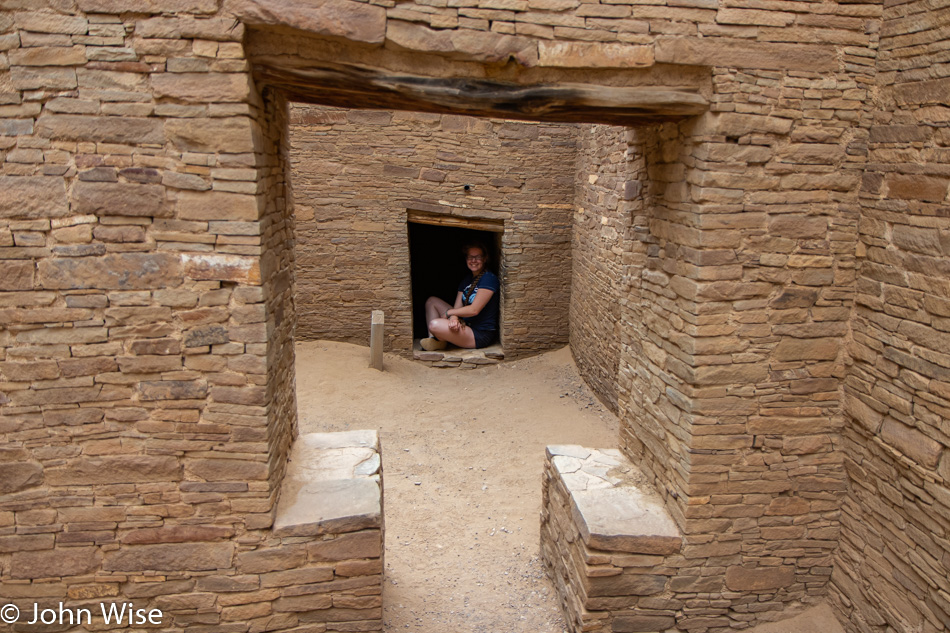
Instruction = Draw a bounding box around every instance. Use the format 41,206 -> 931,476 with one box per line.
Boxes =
412,339 -> 504,369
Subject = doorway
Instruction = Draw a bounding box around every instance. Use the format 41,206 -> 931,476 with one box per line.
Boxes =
407,219 -> 502,342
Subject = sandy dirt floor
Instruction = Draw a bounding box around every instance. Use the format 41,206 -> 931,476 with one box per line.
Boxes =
294,341 -> 844,633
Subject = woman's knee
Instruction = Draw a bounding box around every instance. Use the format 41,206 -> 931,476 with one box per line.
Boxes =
428,319 -> 446,335
425,296 -> 440,309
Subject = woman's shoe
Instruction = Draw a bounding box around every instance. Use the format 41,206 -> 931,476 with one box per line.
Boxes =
421,337 -> 447,351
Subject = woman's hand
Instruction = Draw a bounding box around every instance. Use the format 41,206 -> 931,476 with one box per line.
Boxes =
448,315 -> 463,333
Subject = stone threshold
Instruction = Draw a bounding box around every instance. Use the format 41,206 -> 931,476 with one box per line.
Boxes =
412,339 -> 505,369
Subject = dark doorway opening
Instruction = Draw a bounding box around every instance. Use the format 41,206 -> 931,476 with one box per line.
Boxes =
408,221 -> 502,341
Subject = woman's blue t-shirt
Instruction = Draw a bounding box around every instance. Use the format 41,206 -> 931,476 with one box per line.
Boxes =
458,270 -> 499,334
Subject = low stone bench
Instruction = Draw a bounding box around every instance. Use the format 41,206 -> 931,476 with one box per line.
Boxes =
541,445 -> 683,633
246,430 -> 384,631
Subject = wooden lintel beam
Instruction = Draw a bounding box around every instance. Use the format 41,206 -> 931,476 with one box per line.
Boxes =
253,60 -> 708,125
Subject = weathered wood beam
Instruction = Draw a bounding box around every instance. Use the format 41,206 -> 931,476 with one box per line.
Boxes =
252,60 -> 707,125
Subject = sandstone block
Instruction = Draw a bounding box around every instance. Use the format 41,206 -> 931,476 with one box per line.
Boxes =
769,216 -> 827,240
116,355 -> 182,373
237,546 -> 307,573
43,408 -> 105,426
0,360 -> 60,380
892,224 -> 944,256
122,525 -> 233,545
165,116 -> 261,153
185,324 -> 229,347
778,143 -> 842,165
11,67 -> 77,90
260,567 -> 335,588
186,457 -> 269,481
178,191 -> 261,221
45,455 -> 179,485
228,0 -> 386,44
538,41 -> 652,68
387,20 -> 537,65
151,72 -> 253,103
725,565 -> 794,591
0,176 -> 69,219
120,167 -> 162,183
771,287 -> 818,309
0,260 -> 35,290
71,181 -> 170,217
130,338 -> 181,355
880,419 -> 943,469
273,593 -> 333,612
9,45 -> 87,66
0,119 -> 34,136
15,13 -> 84,35
308,531 -> 381,562
892,77 -> 950,106
139,380 -> 208,400
0,461 -> 44,493
103,543 -> 234,572
765,496 -> 810,516
335,558 -> 383,576
692,362 -> 768,386
655,37 -> 837,72
37,253 -> 183,290
774,337 -> 839,361
182,253 -> 262,283
162,171 -> 211,191
37,114 -> 164,144
869,125 -> 930,144
16,327 -> 108,346
11,547 -> 101,580
0,533 -> 54,553
585,573 -> 668,598
211,385 -> 267,406
885,174 -> 948,202
612,615 -> 677,632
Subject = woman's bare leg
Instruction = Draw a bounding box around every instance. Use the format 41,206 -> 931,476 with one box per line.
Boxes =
424,296 -> 452,336
428,319 -> 477,348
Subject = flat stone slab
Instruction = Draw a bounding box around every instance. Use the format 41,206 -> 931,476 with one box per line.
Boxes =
274,430 -> 381,537
547,445 -> 681,555
412,339 -> 504,366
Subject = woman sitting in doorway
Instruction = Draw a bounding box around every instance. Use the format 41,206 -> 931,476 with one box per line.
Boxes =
421,242 -> 499,351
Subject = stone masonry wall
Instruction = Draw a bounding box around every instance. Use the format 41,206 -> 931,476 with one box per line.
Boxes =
0,9 -> 311,632
570,124 -> 630,413
609,69 -> 868,629
290,105 -> 576,358
0,0 -> 944,632
831,2 -> 950,632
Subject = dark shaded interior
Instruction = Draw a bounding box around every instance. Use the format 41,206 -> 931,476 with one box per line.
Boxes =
408,222 -> 501,340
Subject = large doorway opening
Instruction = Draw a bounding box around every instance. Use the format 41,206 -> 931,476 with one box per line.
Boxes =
254,28 -> 708,632
407,216 -> 503,342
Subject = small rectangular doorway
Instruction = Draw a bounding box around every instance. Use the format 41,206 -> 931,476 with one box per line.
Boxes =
407,211 -> 503,342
